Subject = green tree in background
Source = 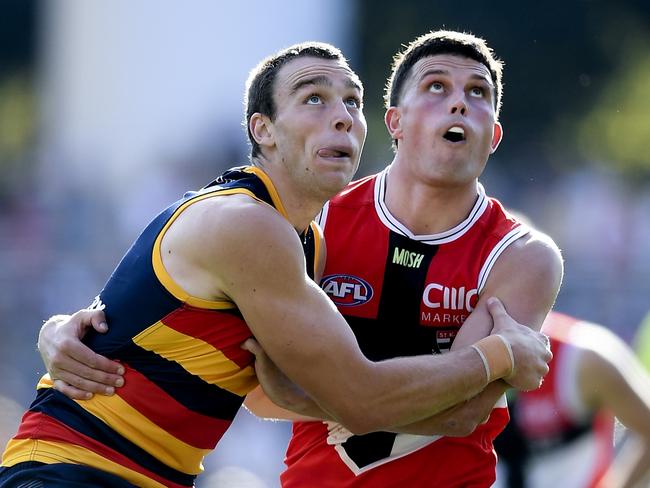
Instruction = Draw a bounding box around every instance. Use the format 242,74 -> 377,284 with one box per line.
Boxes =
576,33 -> 650,179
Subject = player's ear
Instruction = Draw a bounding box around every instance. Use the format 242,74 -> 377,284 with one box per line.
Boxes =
385,107 -> 403,141
490,121 -> 503,154
249,113 -> 275,149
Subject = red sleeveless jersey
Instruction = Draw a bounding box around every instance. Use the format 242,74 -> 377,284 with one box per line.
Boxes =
282,169 -> 528,488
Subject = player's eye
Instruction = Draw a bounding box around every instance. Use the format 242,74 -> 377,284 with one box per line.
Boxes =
345,97 -> 361,108
470,87 -> 485,98
306,94 -> 323,105
428,82 -> 444,93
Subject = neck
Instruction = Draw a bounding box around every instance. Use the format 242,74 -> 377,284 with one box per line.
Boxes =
384,160 -> 480,236
252,159 -> 326,233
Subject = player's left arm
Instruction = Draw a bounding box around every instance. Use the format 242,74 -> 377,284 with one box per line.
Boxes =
243,221 -> 328,423
387,229 -> 563,434
453,229 -> 564,345
577,328 -> 650,488
242,340 -> 504,434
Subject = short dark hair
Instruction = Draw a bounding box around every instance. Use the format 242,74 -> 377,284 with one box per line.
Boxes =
244,42 -> 347,159
385,30 -> 504,117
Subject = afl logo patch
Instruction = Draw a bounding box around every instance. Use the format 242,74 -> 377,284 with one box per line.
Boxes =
321,274 -> 373,306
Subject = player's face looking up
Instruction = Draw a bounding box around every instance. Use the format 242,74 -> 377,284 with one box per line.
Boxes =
385,54 -> 503,187
257,56 -> 367,200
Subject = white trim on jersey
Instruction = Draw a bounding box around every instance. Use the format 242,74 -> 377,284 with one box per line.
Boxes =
329,396 -> 508,476
373,167 -> 489,244
315,201 -> 330,232
476,225 -> 530,294
333,433 -> 443,476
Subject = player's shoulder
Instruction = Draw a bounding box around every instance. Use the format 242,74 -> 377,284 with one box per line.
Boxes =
172,192 -> 298,259
487,202 -> 563,270
506,227 -> 563,273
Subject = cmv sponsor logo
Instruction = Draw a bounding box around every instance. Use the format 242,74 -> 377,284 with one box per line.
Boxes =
422,284 -> 478,312
321,274 -> 373,306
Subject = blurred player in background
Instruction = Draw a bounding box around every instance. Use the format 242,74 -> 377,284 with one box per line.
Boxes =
495,311 -> 650,488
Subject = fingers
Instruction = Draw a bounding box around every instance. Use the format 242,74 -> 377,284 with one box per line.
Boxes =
50,350 -> 123,391
89,309 -> 108,334
38,310 -> 125,400
241,338 -> 262,356
44,312 -> 124,376
543,340 -> 553,363
71,309 -> 108,335
53,379 -> 95,400
57,348 -> 124,385
52,376 -> 117,400
52,364 -> 120,396
63,338 -> 124,375
486,296 -> 507,321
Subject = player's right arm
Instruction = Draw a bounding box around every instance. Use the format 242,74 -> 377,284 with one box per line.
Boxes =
168,194 -> 549,433
177,195 -> 481,433
243,336 -> 508,437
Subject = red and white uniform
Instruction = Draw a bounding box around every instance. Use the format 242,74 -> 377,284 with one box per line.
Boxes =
281,168 -> 529,488
496,312 -> 615,488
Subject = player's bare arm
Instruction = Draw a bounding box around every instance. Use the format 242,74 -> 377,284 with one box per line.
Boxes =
576,326 -> 650,488
452,230 -> 562,367
384,228 -> 563,434
177,194 -> 551,433
244,296 -> 547,434
243,342 -> 508,437
238,220 -> 561,434
369,230 -> 563,433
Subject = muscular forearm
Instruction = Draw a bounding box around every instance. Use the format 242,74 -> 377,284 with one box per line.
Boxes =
256,348 -> 490,430
386,380 -> 509,436
322,347 -> 492,433
250,358 -> 509,436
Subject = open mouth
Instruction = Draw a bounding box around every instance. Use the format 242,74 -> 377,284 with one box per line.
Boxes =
443,126 -> 466,143
317,148 -> 351,159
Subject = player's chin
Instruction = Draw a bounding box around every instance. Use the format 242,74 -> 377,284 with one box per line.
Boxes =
317,158 -> 357,184
317,172 -> 353,197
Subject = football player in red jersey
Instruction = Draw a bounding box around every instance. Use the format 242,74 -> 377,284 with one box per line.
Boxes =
250,30 -> 564,488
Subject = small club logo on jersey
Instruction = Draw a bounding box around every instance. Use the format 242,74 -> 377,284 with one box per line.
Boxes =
321,274 -> 373,307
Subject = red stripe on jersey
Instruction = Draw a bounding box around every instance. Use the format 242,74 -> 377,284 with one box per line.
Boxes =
117,364 -> 230,448
13,411 -> 188,488
161,306 -> 253,368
